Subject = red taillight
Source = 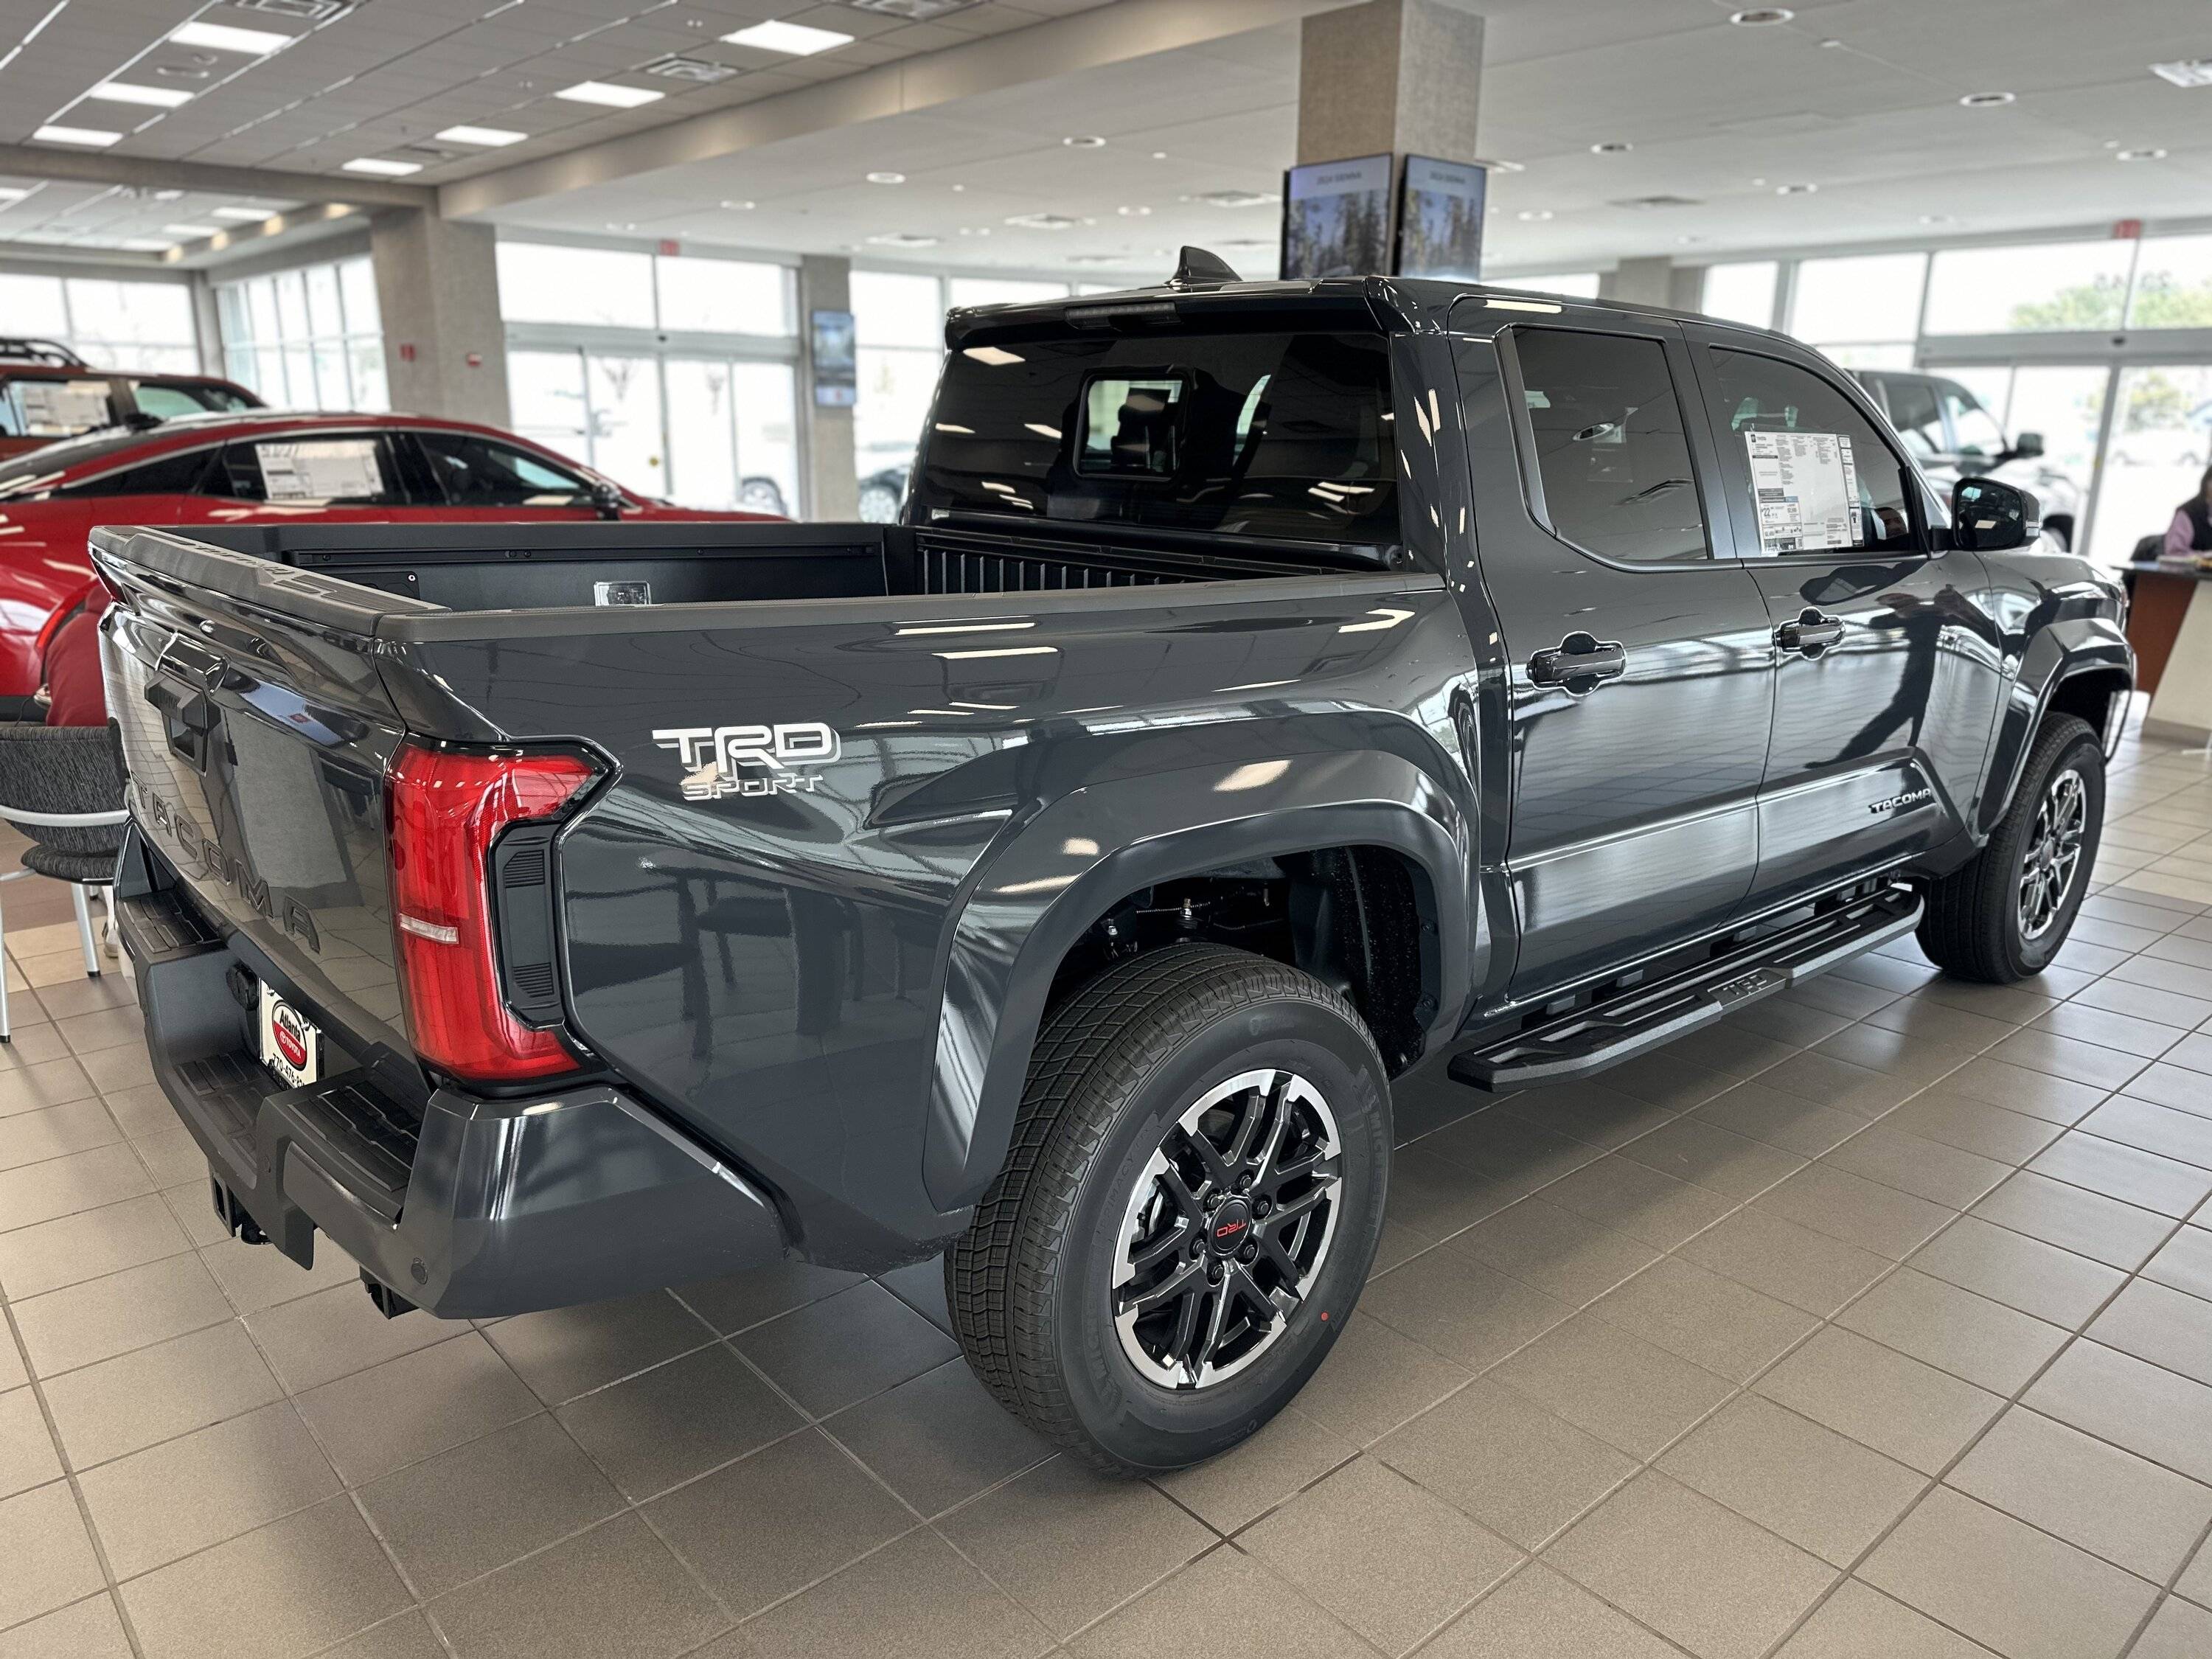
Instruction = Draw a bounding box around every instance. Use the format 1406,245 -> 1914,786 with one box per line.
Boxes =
385,740 -> 597,1085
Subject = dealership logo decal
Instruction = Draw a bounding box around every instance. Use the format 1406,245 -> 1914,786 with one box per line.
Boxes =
1868,786 -> 1935,815
653,723 -> 841,801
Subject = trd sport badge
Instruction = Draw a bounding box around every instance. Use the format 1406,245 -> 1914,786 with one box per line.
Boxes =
653,723 -> 841,801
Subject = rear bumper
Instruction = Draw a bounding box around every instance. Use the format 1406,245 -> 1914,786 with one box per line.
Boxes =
119,864 -> 787,1318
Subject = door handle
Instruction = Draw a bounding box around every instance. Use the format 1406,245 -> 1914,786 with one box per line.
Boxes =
1528,632 -> 1627,692
1777,610 -> 1846,658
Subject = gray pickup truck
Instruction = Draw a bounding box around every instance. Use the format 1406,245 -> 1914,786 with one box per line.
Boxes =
98,252 -> 2131,1473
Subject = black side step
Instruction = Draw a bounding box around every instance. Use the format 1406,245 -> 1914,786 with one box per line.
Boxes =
1449,885 -> 1922,1092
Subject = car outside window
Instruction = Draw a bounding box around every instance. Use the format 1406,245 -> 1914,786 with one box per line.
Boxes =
222,434 -> 406,507
1512,328 -> 1709,564
1705,349 -> 1917,554
52,448 -> 216,498
131,381 -> 257,420
1877,376 -> 1945,459
0,377 -> 116,439
1940,383 -> 2008,460
412,431 -> 590,507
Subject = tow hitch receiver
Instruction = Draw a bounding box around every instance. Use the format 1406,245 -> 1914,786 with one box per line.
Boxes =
211,1178 -> 267,1246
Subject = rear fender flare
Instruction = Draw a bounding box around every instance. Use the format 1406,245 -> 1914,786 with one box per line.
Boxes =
1978,617 -> 2132,836
922,749 -> 1475,1213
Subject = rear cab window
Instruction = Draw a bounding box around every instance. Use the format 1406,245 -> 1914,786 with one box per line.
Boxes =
913,321 -> 1399,549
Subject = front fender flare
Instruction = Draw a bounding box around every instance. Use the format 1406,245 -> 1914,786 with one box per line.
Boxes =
922,748 -> 1475,1213
1978,617 -> 2132,837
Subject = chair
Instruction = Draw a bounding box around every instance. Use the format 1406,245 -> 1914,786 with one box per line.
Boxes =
0,725 -> 128,1041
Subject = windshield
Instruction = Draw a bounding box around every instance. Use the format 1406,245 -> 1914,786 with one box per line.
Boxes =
916,326 -> 1399,546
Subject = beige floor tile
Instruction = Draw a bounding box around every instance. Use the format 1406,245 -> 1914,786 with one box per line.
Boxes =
729,1527 -> 1052,1659
1490,1310 -> 1732,1461
1818,1126 -> 2012,1211
2135,1596 -> 2212,1659
1588,1255 -> 1818,1382
2085,1276 -> 2212,1386
425,1513 -> 723,1659
1754,1326 -> 2003,1475
0,1593 -> 134,1659
1691,1082 -> 1866,1158
565,1343 -> 809,1506
1907,1214 -> 2127,1329
0,1387 -> 62,1502
1239,1457 -> 1520,1655
1861,1487 -> 2155,1659
2143,1225 -> 2212,1301
1774,1579 -> 2003,1658
77,1399 -> 338,1579
1658,1394 -> 1925,1568
1929,1055 -> 2109,1125
1674,1206 -> 1891,1317
13,1251 -> 234,1378
1420,1562 -> 1683,1658
934,1455 -> 1217,1641
1970,1170 -> 2173,1270
2031,1131 -> 2212,1218
1068,1544 -> 1371,1659
1949,1406 -> 2212,1582
1835,1267 -> 2070,1393
243,1281 -> 462,1394
0,1481 -> 104,1630
1614,1113 -> 1806,1200
1754,1164 -> 1956,1260
1292,1314 -> 1470,1447
1443,1195 -> 1659,1308
1151,1406 -> 1352,1535
1539,1153 -> 1737,1250
1358,1244 -> 1573,1368
0,1192 -> 188,1301
1548,1471 -> 1835,1659
1374,1377 -> 1635,1549
2082,1095 -> 2212,1169
295,1330 -> 543,1487
41,1319 -> 283,1470
2026,1340 -> 2212,1485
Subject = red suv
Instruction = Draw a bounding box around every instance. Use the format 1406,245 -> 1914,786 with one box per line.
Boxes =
0,409 -> 776,714
0,338 -> 262,461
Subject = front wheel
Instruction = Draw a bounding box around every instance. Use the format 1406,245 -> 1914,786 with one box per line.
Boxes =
946,945 -> 1390,1473
1919,714 -> 2104,981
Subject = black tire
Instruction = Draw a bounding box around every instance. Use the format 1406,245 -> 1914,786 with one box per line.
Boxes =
945,944 -> 1390,1474
1919,714 -> 2104,982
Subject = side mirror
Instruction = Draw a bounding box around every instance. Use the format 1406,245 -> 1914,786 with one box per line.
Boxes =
1950,476 -> 2041,552
2009,430 -> 2045,460
588,479 -> 626,522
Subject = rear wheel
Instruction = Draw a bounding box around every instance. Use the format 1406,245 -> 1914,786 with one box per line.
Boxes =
946,945 -> 1389,1473
1919,714 -> 2103,981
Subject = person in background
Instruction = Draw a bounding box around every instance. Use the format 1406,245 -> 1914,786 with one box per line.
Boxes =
2163,465 -> 2212,558
39,581 -> 111,726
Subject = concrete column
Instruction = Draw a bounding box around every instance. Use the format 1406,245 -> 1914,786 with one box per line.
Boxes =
1297,0 -> 1484,165
1602,257 -> 1674,308
798,254 -> 858,522
369,210 -> 509,425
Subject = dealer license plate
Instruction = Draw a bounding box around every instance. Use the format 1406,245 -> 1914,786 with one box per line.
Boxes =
258,985 -> 321,1089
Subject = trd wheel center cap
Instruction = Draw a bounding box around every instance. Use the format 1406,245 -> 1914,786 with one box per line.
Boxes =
1207,1199 -> 1254,1256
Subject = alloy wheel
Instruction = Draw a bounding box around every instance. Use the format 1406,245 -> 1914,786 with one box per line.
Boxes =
2018,766 -> 2087,942
1110,1068 -> 1343,1390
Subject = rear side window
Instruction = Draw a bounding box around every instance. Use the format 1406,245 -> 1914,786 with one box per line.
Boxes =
220,434 -> 406,506
1703,349 -> 1916,555
1,377 -> 116,439
1512,328 -> 1709,564
414,430 -> 588,506
52,449 -> 215,498
918,327 -> 1397,546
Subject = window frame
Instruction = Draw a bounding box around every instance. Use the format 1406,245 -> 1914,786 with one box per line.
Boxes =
1684,327 -> 1938,566
1492,316 -> 1723,573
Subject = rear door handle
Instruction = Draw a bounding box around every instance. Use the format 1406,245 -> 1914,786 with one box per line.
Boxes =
1528,633 -> 1627,692
1777,611 -> 1846,657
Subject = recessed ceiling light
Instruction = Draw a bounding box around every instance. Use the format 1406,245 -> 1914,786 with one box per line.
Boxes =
86,80 -> 194,107
213,206 -> 271,221
866,170 -> 905,184
150,188 -> 184,201
721,19 -> 852,55
1184,188 -> 1278,209
1590,141 -> 1632,153
1062,134 -> 1106,147
1515,208 -> 1553,220
119,237 -> 178,251
1729,7 -> 1793,23
556,81 -> 664,108
868,232 -> 939,248
1470,158 -> 1526,173
2118,147 -> 2168,160
0,187 -> 27,202
1005,212 -> 1079,230
719,199 -> 756,210
2151,58 -> 2212,88
1959,91 -> 2015,107
1117,204 -> 1151,217
1775,181 -> 1818,193
1919,213 -> 1957,224
436,125 -> 525,147
608,221 -> 637,232
163,223 -> 220,237
1151,151 -> 1167,160
344,157 -> 422,175
1819,37 -> 1842,47
168,19 -> 293,54
33,125 -> 120,147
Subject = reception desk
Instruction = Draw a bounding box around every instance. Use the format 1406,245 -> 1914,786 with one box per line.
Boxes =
2131,560 -> 2212,743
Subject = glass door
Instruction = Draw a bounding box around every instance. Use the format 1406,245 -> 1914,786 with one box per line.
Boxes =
1924,363 -> 2110,559
2090,364 -> 2212,565
584,353 -> 666,498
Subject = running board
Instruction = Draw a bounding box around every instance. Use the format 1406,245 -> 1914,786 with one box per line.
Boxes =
1448,885 -> 1923,1092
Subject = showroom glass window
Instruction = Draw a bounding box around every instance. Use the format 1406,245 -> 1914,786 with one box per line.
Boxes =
216,257 -> 386,410
1498,271 -> 1601,299
1923,240 -> 2135,334
1789,253 -> 1926,369
1704,349 -> 1916,553
1512,328 -> 1708,563
0,273 -> 200,373
1701,262 -> 1778,329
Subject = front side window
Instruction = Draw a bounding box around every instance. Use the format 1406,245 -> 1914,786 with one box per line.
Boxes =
919,327 -> 1397,546
1512,328 -> 1708,564
1877,376 -> 1945,459
414,431 -> 589,507
1705,349 -> 1916,555
222,434 -> 403,506
1941,384 -> 2008,459
53,449 -> 216,498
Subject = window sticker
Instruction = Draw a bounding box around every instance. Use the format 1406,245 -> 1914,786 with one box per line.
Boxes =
16,380 -> 113,437
257,439 -> 384,503
1745,431 -> 1859,554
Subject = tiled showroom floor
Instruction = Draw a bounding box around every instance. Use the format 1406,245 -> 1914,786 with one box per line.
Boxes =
4,723 -> 2212,1659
